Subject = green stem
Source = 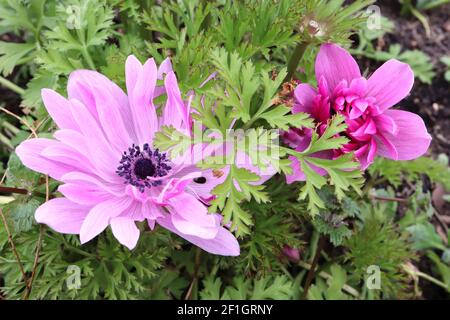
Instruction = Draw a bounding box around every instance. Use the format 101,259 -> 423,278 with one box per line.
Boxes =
0,75 -> 25,95
285,41 -> 309,81
81,47 -> 96,70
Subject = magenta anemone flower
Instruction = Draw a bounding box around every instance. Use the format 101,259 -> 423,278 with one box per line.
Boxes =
285,43 -> 431,182
16,56 -> 240,256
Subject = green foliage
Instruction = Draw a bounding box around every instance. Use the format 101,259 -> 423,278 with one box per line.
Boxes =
200,275 -> 295,300
0,0 -> 447,301
369,154 -> 450,190
287,115 -> 364,216
344,212 -> 414,298
308,265 -> 353,300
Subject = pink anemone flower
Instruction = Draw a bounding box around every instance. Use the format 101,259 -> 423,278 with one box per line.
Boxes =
285,43 -> 431,183
16,56 -> 240,255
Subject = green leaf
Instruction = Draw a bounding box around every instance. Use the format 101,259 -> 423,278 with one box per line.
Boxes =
0,41 -> 35,76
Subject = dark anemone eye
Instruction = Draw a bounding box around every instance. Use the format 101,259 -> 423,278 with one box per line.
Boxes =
133,158 -> 156,179
193,177 -> 207,184
116,144 -> 171,193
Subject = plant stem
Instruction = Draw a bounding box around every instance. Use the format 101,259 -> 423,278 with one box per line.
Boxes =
285,41 -> 309,81
81,46 -> 96,70
303,235 -> 326,299
0,208 -> 29,285
23,225 -> 44,300
0,75 -> 25,95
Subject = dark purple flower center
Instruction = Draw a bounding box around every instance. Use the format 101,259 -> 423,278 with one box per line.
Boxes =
134,158 -> 156,179
116,143 -> 171,192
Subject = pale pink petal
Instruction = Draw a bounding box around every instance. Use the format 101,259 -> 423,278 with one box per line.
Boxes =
125,55 -> 142,95
293,83 -> 317,115
157,214 -> 240,256
110,217 -> 140,250
376,110 -> 431,160
35,198 -> 89,234
161,71 -> 190,134
367,59 -> 414,111
171,214 -> 218,239
157,58 -> 173,79
168,193 -> 218,239
186,167 -> 229,201
58,183 -> 112,206
70,99 -> 120,182
315,43 -> 361,94
127,57 -> 159,145
91,84 -> 133,152
16,138 -> 75,180
80,197 -> 132,244
68,70 -> 128,116
41,89 -> 78,130
41,144 -> 95,173
54,129 -> 89,156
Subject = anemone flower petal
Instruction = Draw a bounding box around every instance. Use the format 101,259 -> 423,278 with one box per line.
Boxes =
157,58 -> 173,79
292,83 -> 317,115
16,138 -> 76,180
377,110 -> 431,160
58,183 -> 112,206
315,43 -> 361,94
127,57 -> 159,145
70,99 -> 120,182
161,71 -> 190,133
169,193 -> 217,229
367,59 -> 414,111
68,69 -> 129,120
41,89 -> 78,130
91,84 -> 133,152
157,214 -> 240,256
80,197 -> 133,244
35,198 -> 89,234
110,217 -> 140,250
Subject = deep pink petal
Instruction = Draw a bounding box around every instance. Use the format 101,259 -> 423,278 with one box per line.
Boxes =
35,198 -> 89,234
315,43 -> 361,94
376,110 -> 431,160
293,83 -> 317,115
110,217 -> 140,250
367,59 -> 414,111
41,89 -> 78,130
373,113 -> 398,135
157,214 -> 240,256
80,197 -> 132,244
